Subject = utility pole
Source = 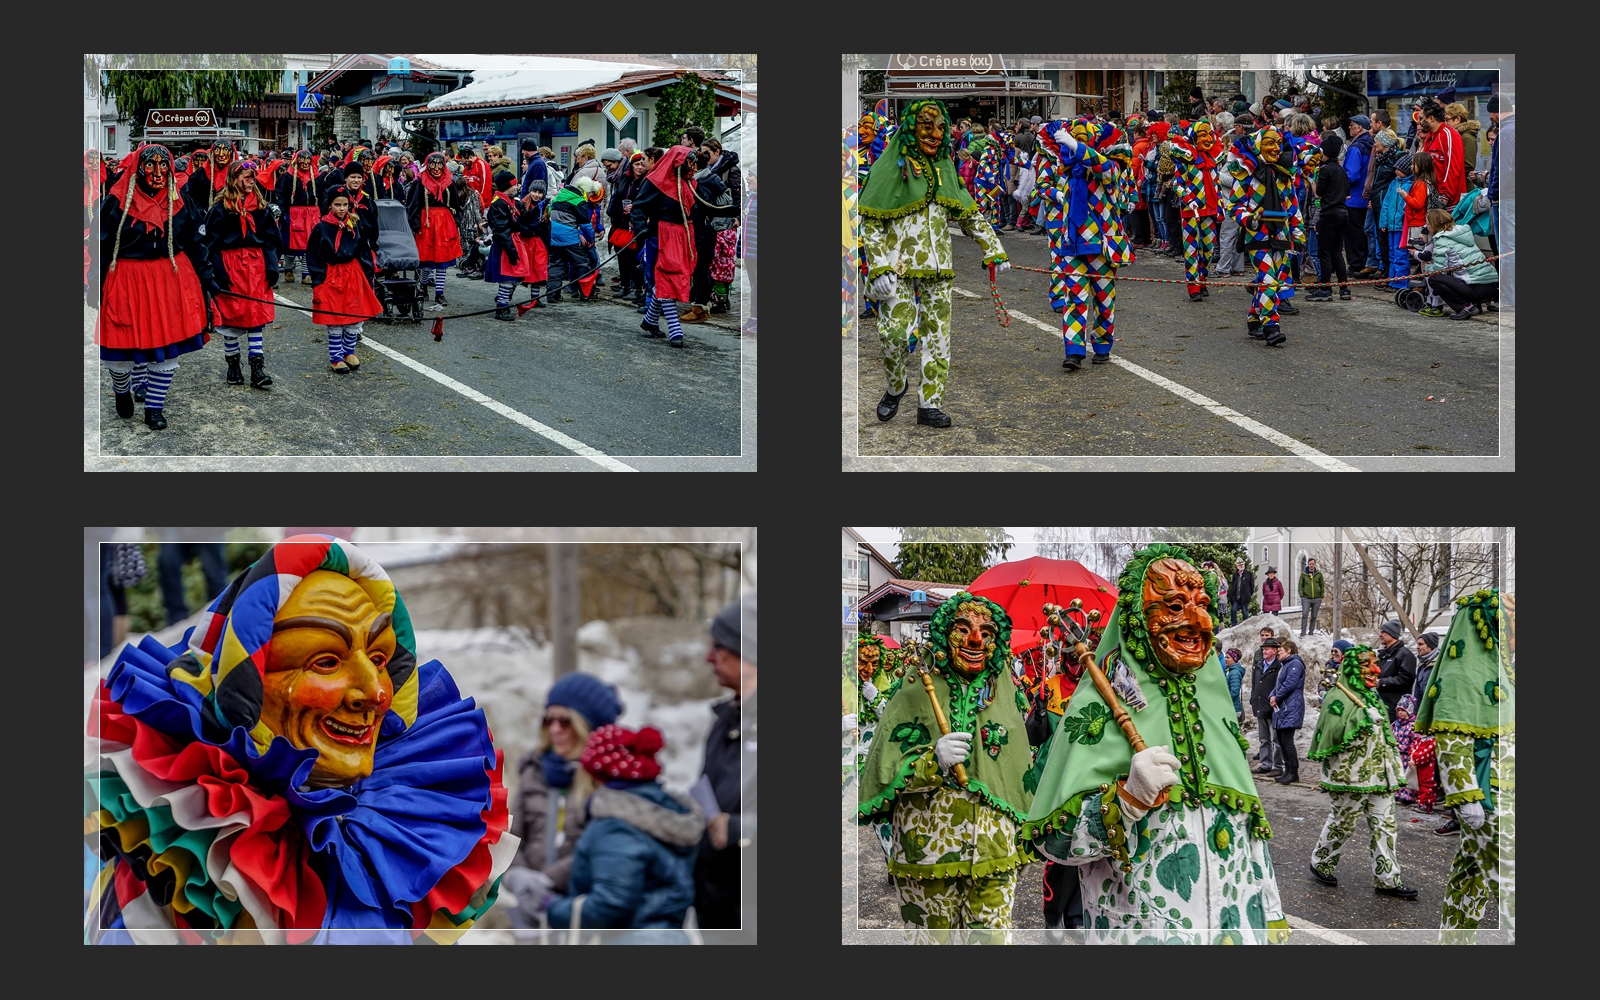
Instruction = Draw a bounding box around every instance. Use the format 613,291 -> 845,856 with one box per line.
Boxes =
1332,532 -> 1342,639
548,540 -> 579,678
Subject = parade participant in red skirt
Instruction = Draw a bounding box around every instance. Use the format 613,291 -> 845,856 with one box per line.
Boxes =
406,151 -> 461,308
337,163 -> 380,251
482,170 -> 547,321
205,159 -> 281,390
97,144 -> 214,430
275,148 -> 321,285
628,145 -> 700,346
370,154 -> 403,201
307,185 -> 382,373
183,139 -> 237,211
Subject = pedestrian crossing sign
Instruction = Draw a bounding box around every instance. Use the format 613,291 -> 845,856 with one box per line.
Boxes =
602,93 -> 636,129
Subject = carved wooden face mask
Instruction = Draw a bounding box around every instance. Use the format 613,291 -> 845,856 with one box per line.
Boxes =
857,642 -> 881,681
946,601 -> 996,677
1359,650 -> 1381,688
1142,558 -> 1215,673
914,105 -> 947,157
262,570 -> 396,785
859,115 -> 877,145
1258,129 -> 1282,163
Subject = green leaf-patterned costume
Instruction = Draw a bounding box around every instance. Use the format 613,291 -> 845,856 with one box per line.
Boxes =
1416,589 -> 1515,942
857,592 -> 1032,942
860,99 -> 1008,411
1021,544 -> 1288,944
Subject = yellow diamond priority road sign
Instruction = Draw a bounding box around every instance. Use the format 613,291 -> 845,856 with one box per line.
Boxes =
602,93 -> 636,129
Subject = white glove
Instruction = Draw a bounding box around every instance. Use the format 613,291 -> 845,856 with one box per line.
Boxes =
993,261 -> 1011,274
1053,129 -> 1079,152
842,713 -> 858,732
871,272 -> 897,300
861,680 -> 879,703
934,731 -> 973,771
1366,705 -> 1387,725
1123,745 -> 1182,819
501,865 -> 554,916
1458,801 -> 1486,829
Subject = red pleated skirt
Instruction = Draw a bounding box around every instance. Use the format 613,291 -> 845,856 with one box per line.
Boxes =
98,255 -> 207,349
312,258 -> 382,325
654,221 -> 694,301
415,205 -> 460,262
287,205 -> 317,251
527,239 -> 548,283
213,247 -> 275,328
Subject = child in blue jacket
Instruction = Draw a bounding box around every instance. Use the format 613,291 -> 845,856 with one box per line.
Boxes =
1380,158 -> 1416,290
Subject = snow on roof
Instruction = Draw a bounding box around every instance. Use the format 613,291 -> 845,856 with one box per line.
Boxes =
420,56 -> 665,109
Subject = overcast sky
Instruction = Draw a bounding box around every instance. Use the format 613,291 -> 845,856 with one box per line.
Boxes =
853,527 -> 1043,564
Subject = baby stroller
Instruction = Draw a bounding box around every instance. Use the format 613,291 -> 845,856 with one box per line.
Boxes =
373,198 -> 427,323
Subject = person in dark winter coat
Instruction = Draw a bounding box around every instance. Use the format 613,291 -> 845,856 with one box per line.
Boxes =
1266,638 -> 1306,781
1250,626 -> 1283,771
1410,631 -> 1442,703
606,153 -> 651,302
482,170 -> 548,319
1223,648 -> 1246,719
1375,620 -> 1417,720
1228,558 -> 1255,626
503,672 -> 623,937
695,592 -> 755,929
538,725 -> 703,937
1261,567 -> 1285,613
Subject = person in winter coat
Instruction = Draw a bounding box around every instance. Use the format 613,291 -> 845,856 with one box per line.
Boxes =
607,153 -> 650,303
1362,130 -> 1401,277
1224,648 -> 1246,721
1410,631 -> 1442,703
1445,103 -> 1481,180
306,185 -> 381,373
633,146 -> 724,346
1340,115 -> 1375,276
1266,637 -> 1305,783
97,144 -> 215,430
503,672 -> 623,938
702,139 -> 742,314
547,177 -> 601,304
1418,99 -> 1466,208
1261,566 -> 1284,613
1374,620 -> 1417,721
535,725 -> 703,938
205,158 -> 281,391
451,175 -> 486,278
1380,154 -> 1417,289
1250,626 -> 1284,772
1417,207 -> 1498,319
406,151 -> 461,308
1298,557 -> 1325,636
1229,558 -> 1255,626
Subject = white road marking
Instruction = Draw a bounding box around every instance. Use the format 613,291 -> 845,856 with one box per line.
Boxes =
1284,914 -> 1369,945
952,288 -> 1360,472
273,293 -> 635,471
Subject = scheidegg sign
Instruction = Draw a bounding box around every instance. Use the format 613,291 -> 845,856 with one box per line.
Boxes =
145,108 -> 215,128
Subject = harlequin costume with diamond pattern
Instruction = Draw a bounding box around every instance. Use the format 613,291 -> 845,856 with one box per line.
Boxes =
1033,119 -> 1130,365
1306,644 -> 1409,890
1224,128 -> 1306,338
1415,589 -> 1514,943
857,592 -> 1032,942
85,534 -> 517,944
1022,544 -> 1289,944
859,99 -> 1008,416
1169,122 -> 1225,299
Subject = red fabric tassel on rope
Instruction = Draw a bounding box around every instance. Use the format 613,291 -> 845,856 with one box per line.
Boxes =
431,316 -> 444,341
516,300 -> 537,316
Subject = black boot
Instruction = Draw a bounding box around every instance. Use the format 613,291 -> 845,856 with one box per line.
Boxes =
1091,353 -> 1110,364
115,391 -> 134,418
249,355 -> 273,390
640,318 -> 664,338
1278,301 -> 1300,315
1374,883 -> 1419,900
226,355 -> 244,385
144,407 -> 167,430
1263,324 -> 1286,347
1310,864 -> 1338,887
877,389 -> 907,421
132,381 -> 146,403
916,407 -> 952,428
1248,319 -> 1265,338
495,306 -> 516,321
1189,291 -> 1205,302
1062,357 -> 1082,371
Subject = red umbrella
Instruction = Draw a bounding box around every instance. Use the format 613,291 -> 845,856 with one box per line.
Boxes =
879,635 -> 901,649
968,556 -> 1119,653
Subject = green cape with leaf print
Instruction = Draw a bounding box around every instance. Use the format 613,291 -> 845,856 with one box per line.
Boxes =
857,593 -> 1032,824
1022,544 -> 1271,847
1415,589 -> 1514,738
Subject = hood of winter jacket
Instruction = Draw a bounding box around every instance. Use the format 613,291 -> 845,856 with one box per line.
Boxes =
1457,118 -> 1481,139
588,783 -> 704,849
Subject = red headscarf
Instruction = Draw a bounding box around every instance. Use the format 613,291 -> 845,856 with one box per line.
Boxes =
257,158 -> 286,190
222,160 -> 262,237
580,724 -> 664,781
105,144 -> 179,234
644,145 -> 697,215
417,154 -> 452,201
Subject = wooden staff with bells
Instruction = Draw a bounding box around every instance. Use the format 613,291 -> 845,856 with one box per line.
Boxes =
1040,599 -> 1146,753
903,639 -> 969,789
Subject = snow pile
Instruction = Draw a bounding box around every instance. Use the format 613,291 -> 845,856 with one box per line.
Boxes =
1217,613 -> 1336,700
421,57 -> 664,109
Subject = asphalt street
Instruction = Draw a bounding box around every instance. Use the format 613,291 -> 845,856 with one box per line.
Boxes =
87,267 -> 754,470
847,222 -> 1510,470
846,759 -> 1498,945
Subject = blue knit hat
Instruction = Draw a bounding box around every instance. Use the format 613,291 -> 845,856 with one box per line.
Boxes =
546,672 -> 622,729
1332,639 -> 1354,654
